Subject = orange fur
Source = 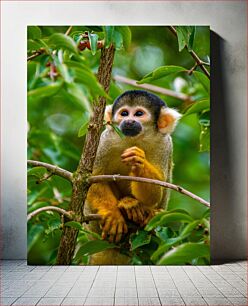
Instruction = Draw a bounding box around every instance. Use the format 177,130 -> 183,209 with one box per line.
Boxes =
121,146 -> 164,208
87,183 -> 128,243
118,196 -> 144,224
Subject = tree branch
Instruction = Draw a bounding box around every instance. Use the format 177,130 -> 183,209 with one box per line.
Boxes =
56,45 -> 116,265
27,26 -> 72,62
27,49 -> 45,61
27,206 -> 72,222
27,160 -> 73,182
88,175 -> 210,208
27,206 -> 101,222
168,26 -> 210,79
65,26 -> 73,36
113,75 -> 192,102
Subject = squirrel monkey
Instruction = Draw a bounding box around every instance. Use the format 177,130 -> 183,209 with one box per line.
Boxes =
84,90 -> 181,264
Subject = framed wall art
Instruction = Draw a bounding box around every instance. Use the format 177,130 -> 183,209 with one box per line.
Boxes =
27,25 -> 210,265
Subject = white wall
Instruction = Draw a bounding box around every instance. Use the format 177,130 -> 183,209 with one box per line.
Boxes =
1,1 -> 247,260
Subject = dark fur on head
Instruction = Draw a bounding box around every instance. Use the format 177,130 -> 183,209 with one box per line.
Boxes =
112,90 -> 167,122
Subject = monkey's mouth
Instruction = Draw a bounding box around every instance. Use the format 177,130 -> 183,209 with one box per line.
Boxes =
122,128 -> 141,137
120,121 -> 142,137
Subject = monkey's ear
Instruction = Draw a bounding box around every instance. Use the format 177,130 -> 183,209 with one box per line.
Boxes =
104,104 -> 113,123
157,107 -> 181,134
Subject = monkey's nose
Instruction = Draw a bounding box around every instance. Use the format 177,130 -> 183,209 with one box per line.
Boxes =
125,120 -> 136,127
120,120 -> 142,137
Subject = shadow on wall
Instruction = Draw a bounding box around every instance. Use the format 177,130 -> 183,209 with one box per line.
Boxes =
211,31 -> 245,263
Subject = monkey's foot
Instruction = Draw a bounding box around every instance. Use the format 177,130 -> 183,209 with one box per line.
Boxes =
118,197 -> 145,224
99,208 -> 128,243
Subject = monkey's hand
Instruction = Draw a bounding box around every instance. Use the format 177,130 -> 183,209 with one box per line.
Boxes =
118,197 -> 145,224
122,146 -> 164,207
99,208 -> 128,243
121,146 -> 145,175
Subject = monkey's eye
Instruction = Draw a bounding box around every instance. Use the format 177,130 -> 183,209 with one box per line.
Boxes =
121,110 -> 129,116
134,110 -> 144,117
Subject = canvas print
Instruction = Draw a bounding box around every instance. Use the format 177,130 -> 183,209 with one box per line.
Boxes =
27,26 -> 210,265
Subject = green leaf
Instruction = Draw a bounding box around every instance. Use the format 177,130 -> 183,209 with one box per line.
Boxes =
138,65 -> 186,84
27,26 -> 42,40
103,26 -> 115,48
199,111 -> 210,126
110,123 -> 125,139
27,185 -> 51,206
45,219 -> 61,235
57,63 -> 73,83
188,26 -> 196,51
151,221 -> 200,262
78,118 -> 89,137
193,71 -> 210,94
145,212 -> 193,231
27,39 -> 43,51
180,220 -> 200,238
199,125 -> 210,152
130,229 -> 151,251
28,81 -> 63,100
65,221 -> 82,230
71,67 -> 108,98
88,33 -> 99,55
151,238 -> 181,262
65,83 -> 92,113
145,211 -> 167,231
115,26 -> 132,50
158,242 -> 210,265
176,26 -> 196,52
28,166 -> 47,179
155,227 -> 171,242
79,228 -> 102,240
112,30 -> 123,50
76,240 -> 115,257
27,62 -> 40,90
145,209 -> 190,231
64,60 -> 90,72
131,254 -> 143,265
28,201 -> 49,214
86,26 -> 103,32
65,222 -> 102,239
202,208 -> 210,219
202,218 -> 210,231
184,99 -> 210,116
27,224 -> 44,253
49,33 -> 78,54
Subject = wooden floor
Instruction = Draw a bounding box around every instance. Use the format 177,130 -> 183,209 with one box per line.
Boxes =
1,260 -> 247,305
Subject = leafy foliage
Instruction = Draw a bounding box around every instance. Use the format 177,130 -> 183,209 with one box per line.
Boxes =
176,26 -> 196,52
27,25 -> 210,265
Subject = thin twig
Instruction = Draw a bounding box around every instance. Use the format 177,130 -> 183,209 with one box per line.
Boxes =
27,49 -> 45,61
27,25 -> 72,63
27,206 -> 72,221
83,214 -> 102,222
88,175 -> 210,208
65,26 -> 73,36
168,26 -> 210,79
36,172 -> 54,184
27,160 -> 73,182
188,62 -> 198,75
114,75 -> 191,102
27,206 -> 101,222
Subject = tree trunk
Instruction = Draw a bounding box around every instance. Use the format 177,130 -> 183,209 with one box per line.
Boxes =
56,45 -> 115,265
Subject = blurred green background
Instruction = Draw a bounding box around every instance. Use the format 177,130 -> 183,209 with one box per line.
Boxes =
27,26 -> 210,264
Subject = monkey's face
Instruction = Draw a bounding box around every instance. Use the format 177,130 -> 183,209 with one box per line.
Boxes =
104,90 -> 182,138
113,106 -> 152,137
